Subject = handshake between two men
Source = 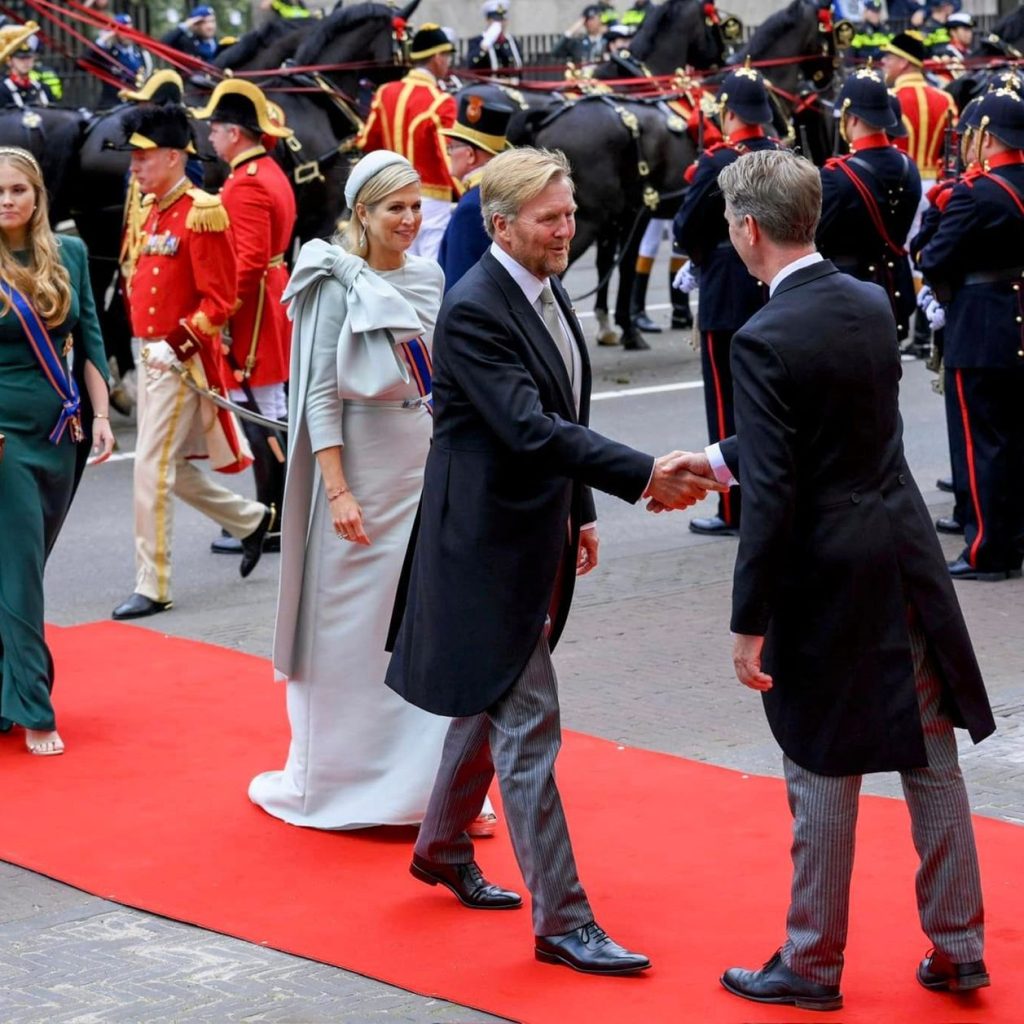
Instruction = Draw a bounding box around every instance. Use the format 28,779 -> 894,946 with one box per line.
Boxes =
645,449 -> 727,514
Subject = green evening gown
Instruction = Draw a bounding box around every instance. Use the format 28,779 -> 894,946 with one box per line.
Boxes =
0,235 -> 108,732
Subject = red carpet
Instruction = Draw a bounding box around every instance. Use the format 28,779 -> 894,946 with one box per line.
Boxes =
1,622 -> 1021,1023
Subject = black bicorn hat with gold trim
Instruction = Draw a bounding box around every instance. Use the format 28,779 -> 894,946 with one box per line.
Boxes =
882,30 -> 926,68
441,91 -> 514,156
409,23 -> 455,60
717,64 -> 773,126
113,103 -> 196,152
119,69 -> 186,106
191,78 -> 293,139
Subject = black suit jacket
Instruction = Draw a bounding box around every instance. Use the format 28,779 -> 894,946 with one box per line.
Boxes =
386,250 -> 653,717
720,260 -> 994,776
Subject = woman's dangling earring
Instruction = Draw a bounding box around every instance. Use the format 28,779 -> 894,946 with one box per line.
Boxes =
359,222 -> 367,249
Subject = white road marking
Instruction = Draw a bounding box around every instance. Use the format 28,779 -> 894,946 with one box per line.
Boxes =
592,380 -> 703,401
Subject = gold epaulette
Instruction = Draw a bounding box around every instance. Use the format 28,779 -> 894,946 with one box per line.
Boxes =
185,188 -> 230,233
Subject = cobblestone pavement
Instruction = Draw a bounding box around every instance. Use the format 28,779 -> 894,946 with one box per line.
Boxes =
3,262 -> 1022,1022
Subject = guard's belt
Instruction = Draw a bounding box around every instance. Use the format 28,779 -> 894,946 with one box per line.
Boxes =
962,267 -> 1024,286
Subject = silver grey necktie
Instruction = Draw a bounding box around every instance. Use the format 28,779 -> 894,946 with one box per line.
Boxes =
539,282 -> 579,412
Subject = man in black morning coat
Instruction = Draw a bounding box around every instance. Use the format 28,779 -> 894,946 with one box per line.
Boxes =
385,147 -> 724,975
691,149 -> 995,1012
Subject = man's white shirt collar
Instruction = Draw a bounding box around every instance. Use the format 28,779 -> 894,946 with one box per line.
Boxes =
490,242 -> 546,305
769,251 -> 824,296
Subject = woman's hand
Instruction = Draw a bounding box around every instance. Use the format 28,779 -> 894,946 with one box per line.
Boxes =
330,491 -> 370,545
89,417 -> 115,465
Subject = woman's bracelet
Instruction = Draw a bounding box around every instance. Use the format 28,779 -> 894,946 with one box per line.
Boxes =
94,413 -> 110,420
327,486 -> 350,501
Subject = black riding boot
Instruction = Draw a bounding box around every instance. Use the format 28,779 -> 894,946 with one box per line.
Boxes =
630,271 -> 662,333
211,417 -> 285,555
670,273 -> 693,329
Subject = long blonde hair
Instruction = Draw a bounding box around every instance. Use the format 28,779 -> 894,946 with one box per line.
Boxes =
0,148 -> 71,327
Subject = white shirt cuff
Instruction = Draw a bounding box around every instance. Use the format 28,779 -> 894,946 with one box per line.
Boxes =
706,443 -> 738,486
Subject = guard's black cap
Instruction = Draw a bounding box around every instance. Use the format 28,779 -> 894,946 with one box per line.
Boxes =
717,65 -> 773,126
834,67 -> 897,130
977,87 -> 1024,150
442,91 -> 514,155
409,23 -> 454,60
883,30 -> 926,67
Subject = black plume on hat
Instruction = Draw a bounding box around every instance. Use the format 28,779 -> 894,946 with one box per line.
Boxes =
117,104 -> 194,152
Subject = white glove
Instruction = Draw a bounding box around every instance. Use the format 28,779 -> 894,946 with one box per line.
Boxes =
916,284 -> 935,312
481,21 -> 502,48
923,298 -> 946,331
142,340 -> 180,374
673,260 -> 698,293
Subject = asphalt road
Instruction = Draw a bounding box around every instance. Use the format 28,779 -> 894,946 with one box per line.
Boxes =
5,255 -> 1021,1023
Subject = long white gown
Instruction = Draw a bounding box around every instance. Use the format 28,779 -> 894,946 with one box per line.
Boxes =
249,244 -> 460,829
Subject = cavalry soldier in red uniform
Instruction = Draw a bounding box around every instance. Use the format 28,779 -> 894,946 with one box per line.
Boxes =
673,65 -> 781,537
357,24 -> 458,260
881,31 -> 957,188
111,105 -> 274,621
194,79 -> 297,557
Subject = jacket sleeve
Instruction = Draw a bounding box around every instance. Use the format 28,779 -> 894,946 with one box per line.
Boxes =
167,215 -> 238,360
917,183 -> 974,298
729,330 -> 799,636
441,297 -> 654,502
62,235 -> 110,382
673,151 -> 727,266
815,164 -> 848,257
356,91 -> 385,152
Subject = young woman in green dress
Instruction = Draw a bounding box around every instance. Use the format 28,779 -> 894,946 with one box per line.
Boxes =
0,146 -> 115,756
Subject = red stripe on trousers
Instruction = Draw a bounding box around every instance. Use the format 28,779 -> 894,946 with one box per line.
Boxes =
707,331 -> 733,524
954,369 -> 985,566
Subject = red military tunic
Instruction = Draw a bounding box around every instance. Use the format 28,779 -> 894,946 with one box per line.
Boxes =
127,178 -> 250,472
892,71 -> 957,179
128,178 -> 237,365
357,68 -> 457,201
221,145 -> 296,387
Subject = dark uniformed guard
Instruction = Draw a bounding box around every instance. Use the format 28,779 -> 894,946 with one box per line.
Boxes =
909,96 -> 984,538
437,91 -> 513,291
194,79 -> 297,557
357,24 -> 458,259
110,105 -> 274,620
673,65 -> 781,536
96,12 -> 153,107
917,88 -> 1024,581
161,4 -> 220,63
0,24 -> 55,109
817,69 -> 922,341
468,0 -> 524,73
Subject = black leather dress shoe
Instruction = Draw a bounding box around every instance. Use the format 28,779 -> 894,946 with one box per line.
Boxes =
936,476 -> 954,493
721,950 -> 843,1011
671,306 -> 694,329
631,313 -> 663,334
917,949 -> 990,992
948,557 -> 1022,582
935,516 -> 965,535
112,593 -> 172,620
535,921 -> 650,975
240,505 -> 276,578
211,532 -> 281,555
689,515 -> 738,536
409,855 -> 522,909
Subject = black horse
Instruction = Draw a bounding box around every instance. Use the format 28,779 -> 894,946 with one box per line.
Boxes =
0,108 -> 88,224
68,1 -> 418,386
985,4 -> 1024,56
629,0 -> 734,76
732,0 -> 847,165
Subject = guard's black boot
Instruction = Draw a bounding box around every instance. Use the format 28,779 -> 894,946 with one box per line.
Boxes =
629,271 -> 662,333
670,278 -> 693,329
